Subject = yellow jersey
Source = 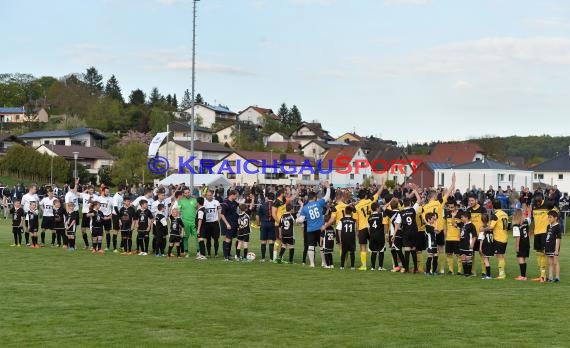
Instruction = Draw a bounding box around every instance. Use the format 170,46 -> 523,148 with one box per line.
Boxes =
422,197 -> 447,231
354,193 -> 379,230
444,210 -> 460,241
468,204 -> 487,234
416,206 -> 426,232
273,198 -> 286,227
489,209 -> 508,243
532,202 -> 556,235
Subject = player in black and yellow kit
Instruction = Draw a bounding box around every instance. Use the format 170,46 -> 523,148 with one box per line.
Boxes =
545,211 -> 561,282
486,200 -> 508,279
338,206 -> 357,270
467,193 -> 487,276
272,189 -> 288,262
512,209 -> 530,280
400,187 -> 421,273
279,204 -> 296,264
354,186 -> 380,270
531,192 -> 557,282
368,202 -> 385,271
444,200 -> 462,275
458,211 -> 477,277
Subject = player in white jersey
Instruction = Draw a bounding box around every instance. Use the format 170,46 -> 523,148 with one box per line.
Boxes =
65,179 -> 80,212
80,185 -> 95,249
132,188 -> 154,210
97,186 -> 115,251
112,185 -> 126,251
21,184 -> 40,246
39,188 -> 57,246
203,190 -> 221,257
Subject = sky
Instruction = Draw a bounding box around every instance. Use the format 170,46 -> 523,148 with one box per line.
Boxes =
3,0 -> 570,144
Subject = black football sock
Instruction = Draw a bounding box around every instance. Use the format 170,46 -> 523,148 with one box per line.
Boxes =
152,237 -> 157,254
433,256 -> 438,273
340,250 -> 347,268
106,234 -> 111,249
261,243 -> 267,259
411,251 -> 418,271
521,263 -> 527,277
82,233 -> 89,247
268,243 -> 274,260
404,251 -> 410,271
236,249 -> 241,259
465,262 -> 472,276
162,237 -> 167,254
40,231 -> 45,244
222,241 -> 229,259
486,266 -> 491,277
144,236 -> 150,253
350,251 -> 355,268
426,257 -> 432,273
112,235 -> 118,250
17,232 -> 22,245
168,245 -> 173,256
397,250 -> 406,268
199,240 -> 206,256
279,247 -> 286,259
289,248 -> 295,263
25,232 -> 29,244
378,251 -> 384,268
370,252 -> 377,268
206,238 -> 211,256
391,250 -> 398,267
244,248 -> 248,258
13,232 -> 18,245
33,236 -> 38,245
158,237 -> 164,255
51,232 -> 56,245
213,238 -> 219,256
127,238 -> 132,252
177,245 -> 181,257
462,262 -> 468,275
137,237 -> 143,252
99,241 -> 103,250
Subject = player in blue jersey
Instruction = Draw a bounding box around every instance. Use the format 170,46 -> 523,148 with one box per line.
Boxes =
296,181 -> 330,268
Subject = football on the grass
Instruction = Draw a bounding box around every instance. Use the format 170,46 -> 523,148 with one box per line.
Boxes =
246,252 -> 256,261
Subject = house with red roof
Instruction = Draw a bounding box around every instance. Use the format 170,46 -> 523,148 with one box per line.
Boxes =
237,106 -> 280,126
320,146 -> 371,187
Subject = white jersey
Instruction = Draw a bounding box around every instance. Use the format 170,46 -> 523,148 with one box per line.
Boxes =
40,197 -> 57,217
22,193 -> 40,213
151,197 -> 171,217
65,191 -> 79,212
98,195 -> 114,216
204,199 -> 220,222
81,193 -> 93,214
112,193 -> 123,215
132,195 -> 154,210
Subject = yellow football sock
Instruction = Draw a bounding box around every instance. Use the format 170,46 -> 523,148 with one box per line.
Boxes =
498,258 -> 505,275
480,258 -> 486,274
457,259 -> 464,274
360,251 -> 367,267
446,255 -> 454,273
417,252 -> 424,272
539,253 -> 547,278
274,240 -> 280,252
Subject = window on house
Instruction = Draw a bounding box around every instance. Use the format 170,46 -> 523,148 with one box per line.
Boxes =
55,140 -> 65,145
224,135 -> 228,140
289,174 -> 298,178
350,174 -> 355,180
535,173 -> 544,180
227,160 -> 236,166
302,174 -> 311,181
363,174 -> 367,180
227,173 -> 236,179
508,174 -> 515,182
44,140 -> 50,145
265,173 -> 279,180
559,174 -> 564,180
498,174 -> 505,181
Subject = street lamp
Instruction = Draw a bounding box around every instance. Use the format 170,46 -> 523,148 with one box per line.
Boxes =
270,150 -> 273,187
189,0 -> 199,192
73,151 -> 79,179
50,144 -> 54,185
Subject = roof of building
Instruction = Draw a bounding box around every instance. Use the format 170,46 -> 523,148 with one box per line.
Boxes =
424,142 -> 485,164
320,146 -> 360,169
172,140 -> 231,153
266,141 -> 301,150
0,107 -> 25,114
40,144 -> 113,160
292,122 -> 335,141
0,134 -> 26,144
222,150 -> 312,166
336,132 -> 362,142
168,121 -> 213,133
425,162 -> 454,170
198,103 -> 237,115
530,154 -> 570,172
450,158 -> 523,171
19,127 -> 107,140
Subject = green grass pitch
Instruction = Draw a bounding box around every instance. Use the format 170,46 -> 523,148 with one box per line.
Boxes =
1,218 -> 569,347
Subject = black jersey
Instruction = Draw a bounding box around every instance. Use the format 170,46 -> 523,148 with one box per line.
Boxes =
323,228 -> 336,253
196,207 -> 206,235
119,206 -> 136,230
27,210 -> 39,231
154,212 -> 168,235
368,212 -> 383,237
135,208 -> 153,231
53,206 -> 66,229
170,216 -> 184,236
90,210 -> 104,231
11,207 -> 24,227
237,212 -> 251,238
339,216 -> 356,236
279,213 -> 295,239
400,206 -> 418,234
65,210 -> 79,232
459,222 -> 477,250
545,223 -> 562,255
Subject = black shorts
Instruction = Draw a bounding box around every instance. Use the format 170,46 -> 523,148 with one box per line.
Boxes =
112,215 -> 120,230
481,238 -> 494,257
473,240 -> 481,252
402,230 -> 417,249
445,241 -> 460,255
369,232 -> 385,252
494,241 -> 507,255
358,228 -> 370,245
137,230 -> 149,238
103,218 -> 112,232
306,231 -> 320,247
41,216 -> 54,229
169,235 -> 182,244
259,224 -> 276,241
204,222 -> 221,239
81,213 -> 91,228
425,232 -> 437,254
341,232 -> 356,252
224,228 -> 237,239
282,236 -> 295,245
390,231 -> 403,251
237,233 -> 250,242
516,245 -> 530,258
415,231 -> 426,251
436,231 -> 445,246
534,234 -> 547,252
66,229 -> 75,237
460,249 -> 473,257
121,230 -> 132,238
12,226 -> 23,234
91,228 -> 103,238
